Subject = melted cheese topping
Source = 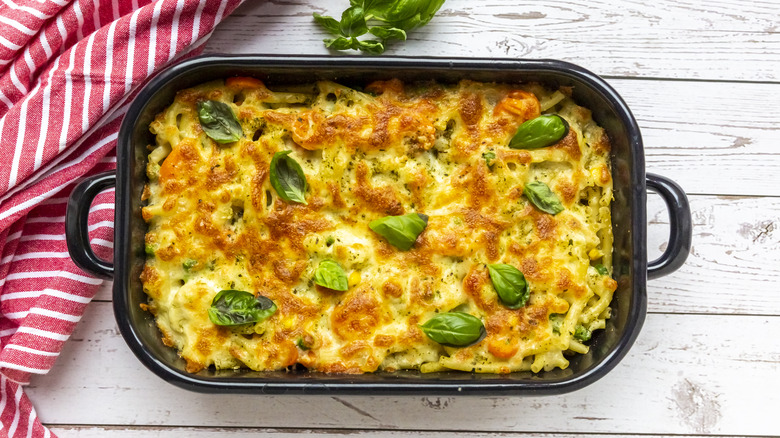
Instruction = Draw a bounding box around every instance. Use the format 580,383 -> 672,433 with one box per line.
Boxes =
141,78 -> 616,374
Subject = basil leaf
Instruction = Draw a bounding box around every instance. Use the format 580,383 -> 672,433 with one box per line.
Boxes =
357,39 -> 385,54
270,150 -> 308,204
369,213 -> 428,250
313,13 -> 342,36
509,114 -> 569,150
324,37 -> 354,50
524,181 -> 564,215
381,0 -> 445,30
419,312 -> 485,347
208,290 -> 277,326
487,264 -> 530,309
340,6 -> 368,37
359,0 -> 384,14
197,100 -> 243,144
574,325 -> 592,341
368,26 -> 407,41
594,264 -> 609,276
314,259 -> 349,291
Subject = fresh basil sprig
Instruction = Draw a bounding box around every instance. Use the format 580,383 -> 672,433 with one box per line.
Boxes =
487,264 -> 530,309
509,114 -> 569,150
197,100 -> 243,143
208,290 -> 277,326
313,0 -> 445,54
270,151 -> 308,205
314,259 -> 349,291
419,312 -> 485,347
369,213 -> 428,250
524,181 -> 564,215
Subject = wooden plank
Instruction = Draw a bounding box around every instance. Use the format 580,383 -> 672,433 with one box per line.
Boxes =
44,427 -> 751,438
646,195 -> 780,315
610,79 -> 780,197
27,302 -> 780,435
204,0 -> 780,82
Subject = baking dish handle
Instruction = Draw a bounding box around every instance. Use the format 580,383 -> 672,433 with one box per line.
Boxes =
646,173 -> 692,279
66,171 -> 116,279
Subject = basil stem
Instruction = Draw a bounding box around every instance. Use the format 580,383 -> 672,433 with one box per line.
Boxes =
270,151 -> 308,204
314,259 -> 349,291
369,213 -> 428,250
487,264 -> 530,309
208,290 -> 277,326
368,26 -> 406,41
524,181 -> 564,215
509,114 -> 569,150
419,312 -> 485,347
197,100 -> 243,143
574,325 -> 592,341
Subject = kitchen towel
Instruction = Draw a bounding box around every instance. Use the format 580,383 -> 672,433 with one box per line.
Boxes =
0,0 -> 244,436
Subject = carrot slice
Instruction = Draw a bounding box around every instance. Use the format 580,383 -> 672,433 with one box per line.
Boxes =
493,90 -> 539,118
226,76 -> 264,89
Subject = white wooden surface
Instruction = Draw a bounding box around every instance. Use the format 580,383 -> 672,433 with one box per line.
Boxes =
28,0 -> 780,436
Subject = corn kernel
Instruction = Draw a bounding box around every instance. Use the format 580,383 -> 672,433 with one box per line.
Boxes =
348,271 -> 361,287
588,248 -> 603,260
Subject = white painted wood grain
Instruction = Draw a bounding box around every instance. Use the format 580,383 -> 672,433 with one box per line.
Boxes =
646,194 -> 780,315
203,0 -> 780,81
45,428 -> 745,438
611,80 -> 780,197
28,302 -> 779,435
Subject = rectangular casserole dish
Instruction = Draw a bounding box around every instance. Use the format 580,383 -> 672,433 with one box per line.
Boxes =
66,55 -> 692,395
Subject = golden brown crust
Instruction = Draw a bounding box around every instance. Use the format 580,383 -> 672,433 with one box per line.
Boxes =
141,78 -> 615,375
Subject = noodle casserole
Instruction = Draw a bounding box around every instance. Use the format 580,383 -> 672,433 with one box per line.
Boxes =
140,76 -> 616,374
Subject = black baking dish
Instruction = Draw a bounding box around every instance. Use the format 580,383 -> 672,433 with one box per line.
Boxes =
66,56 -> 692,395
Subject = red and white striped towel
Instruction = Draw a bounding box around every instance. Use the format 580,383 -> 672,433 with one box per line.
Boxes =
0,0 -> 244,436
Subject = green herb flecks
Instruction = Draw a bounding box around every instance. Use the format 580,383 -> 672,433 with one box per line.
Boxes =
550,314 -> 563,335
482,150 -> 496,168
574,325 -> 592,341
